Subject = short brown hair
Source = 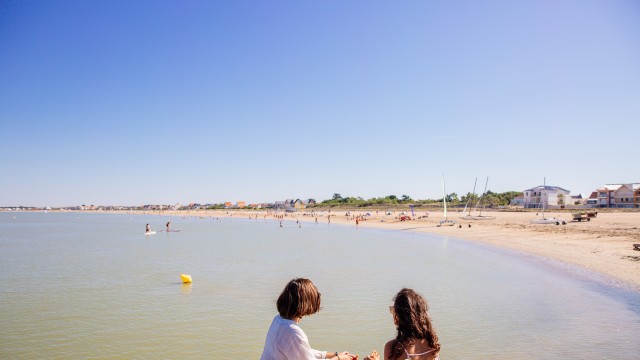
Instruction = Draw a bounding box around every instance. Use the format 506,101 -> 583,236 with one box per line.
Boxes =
277,278 -> 321,319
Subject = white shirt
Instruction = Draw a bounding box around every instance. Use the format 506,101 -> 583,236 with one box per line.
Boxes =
260,315 -> 327,360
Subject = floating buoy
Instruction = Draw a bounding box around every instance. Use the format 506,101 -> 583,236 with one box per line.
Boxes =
180,274 -> 192,283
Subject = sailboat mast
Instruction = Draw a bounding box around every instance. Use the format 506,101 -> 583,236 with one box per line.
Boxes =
475,176 -> 489,215
542,177 -> 546,219
463,177 -> 477,216
442,173 -> 448,220
476,176 -> 489,216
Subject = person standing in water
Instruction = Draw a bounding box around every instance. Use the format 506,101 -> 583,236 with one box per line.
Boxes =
145,224 -> 150,233
166,221 -> 171,232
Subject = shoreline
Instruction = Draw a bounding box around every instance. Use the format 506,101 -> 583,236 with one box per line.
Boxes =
31,208 -> 640,290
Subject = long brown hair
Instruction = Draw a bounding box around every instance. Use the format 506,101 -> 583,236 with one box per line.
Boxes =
276,278 -> 322,320
389,288 -> 440,359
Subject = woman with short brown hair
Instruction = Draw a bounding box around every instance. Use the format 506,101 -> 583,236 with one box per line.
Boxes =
260,278 -> 356,360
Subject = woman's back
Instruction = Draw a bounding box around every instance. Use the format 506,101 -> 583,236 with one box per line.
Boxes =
385,339 -> 439,360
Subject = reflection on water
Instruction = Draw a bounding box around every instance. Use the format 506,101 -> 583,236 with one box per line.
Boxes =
0,212 -> 638,359
181,283 -> 192,295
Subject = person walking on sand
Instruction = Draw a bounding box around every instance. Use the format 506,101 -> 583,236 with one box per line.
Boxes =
365,288 -> 440,360
260,278 -> 356,360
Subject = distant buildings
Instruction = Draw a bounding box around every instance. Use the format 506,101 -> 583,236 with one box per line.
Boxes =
273,198 -> 316,211
510,194 -> 525,207
523,185 -> 571,209
589,183 -> 640,208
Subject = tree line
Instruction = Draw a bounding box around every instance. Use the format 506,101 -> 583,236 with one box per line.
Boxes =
319,191 -> 521,208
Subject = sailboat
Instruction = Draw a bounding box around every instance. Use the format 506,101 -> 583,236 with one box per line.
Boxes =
530,177 -> 564,225
459,177 -> 478,220
438,173 -> 456,227
471,177 -> 495,220
460,177 -> 496,220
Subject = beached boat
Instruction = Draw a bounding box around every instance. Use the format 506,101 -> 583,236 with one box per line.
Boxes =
459,177 -> 478,220
460,177 -> 496,220
438,174 -> 456,227
530,177 -> 564,225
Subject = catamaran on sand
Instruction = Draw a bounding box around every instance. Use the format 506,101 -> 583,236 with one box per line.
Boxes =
530,177 -> 565,225
438,173 -> 456,227
460,177 -> 496,221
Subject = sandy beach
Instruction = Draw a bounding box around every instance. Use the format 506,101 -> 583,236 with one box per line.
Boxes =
61,208 -> 640,290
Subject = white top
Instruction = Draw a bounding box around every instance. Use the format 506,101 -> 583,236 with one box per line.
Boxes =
260,315 -> 327,360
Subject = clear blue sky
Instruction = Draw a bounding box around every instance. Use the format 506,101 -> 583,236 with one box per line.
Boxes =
1,0 -> 639,207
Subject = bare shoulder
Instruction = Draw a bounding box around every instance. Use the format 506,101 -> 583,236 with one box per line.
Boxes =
383,340 -> 395,360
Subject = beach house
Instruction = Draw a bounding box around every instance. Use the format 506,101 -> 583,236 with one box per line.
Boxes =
523,185 -> 571,209
570,194 -> 583,206
593,183 -> 640,208
273,199 -> 306,211
510,194 -> 525,207
302,199 -> 316,207
274,201 -> 286,211
292,199 -> 305,209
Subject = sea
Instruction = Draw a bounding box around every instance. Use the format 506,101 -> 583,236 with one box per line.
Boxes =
1,212 -> 638,359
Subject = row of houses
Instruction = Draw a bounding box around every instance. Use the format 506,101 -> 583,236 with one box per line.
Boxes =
222,199 -> 317,210
273,199 -> 316,211
51,198 -> 319,211
511,183 -> 640,209
586,184 -> 640,208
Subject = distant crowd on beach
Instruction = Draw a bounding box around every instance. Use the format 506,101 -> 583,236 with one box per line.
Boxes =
260,278 -> 440,360
142,209 -> 434,232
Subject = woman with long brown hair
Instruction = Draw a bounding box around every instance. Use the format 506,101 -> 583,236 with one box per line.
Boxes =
366,288 -> 440,360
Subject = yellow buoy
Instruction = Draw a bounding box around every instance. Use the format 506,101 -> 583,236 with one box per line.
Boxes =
180,274 -> 192,283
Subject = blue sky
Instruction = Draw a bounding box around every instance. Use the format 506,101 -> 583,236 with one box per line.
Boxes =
1,0 -> 639,207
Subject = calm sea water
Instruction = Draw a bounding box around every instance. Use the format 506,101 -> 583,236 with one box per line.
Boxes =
0,212 -> 638,359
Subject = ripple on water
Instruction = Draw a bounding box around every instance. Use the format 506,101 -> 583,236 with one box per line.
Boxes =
0,212 -> 639,359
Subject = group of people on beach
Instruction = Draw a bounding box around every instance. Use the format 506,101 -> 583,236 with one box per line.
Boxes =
261,278 -> 439,360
